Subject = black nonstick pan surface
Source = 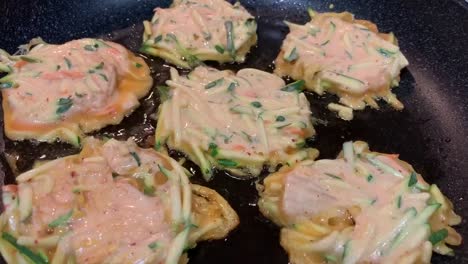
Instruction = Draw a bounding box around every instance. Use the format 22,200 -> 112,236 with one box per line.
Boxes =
1,0 -> 467,263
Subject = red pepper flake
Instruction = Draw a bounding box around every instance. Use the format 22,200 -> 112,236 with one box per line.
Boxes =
71,171 -> 77,178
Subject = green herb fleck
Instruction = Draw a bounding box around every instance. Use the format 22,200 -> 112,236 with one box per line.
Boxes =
250,101 -> 262,108
376,48 -> 396,58
324,255 -> 337,263
408,172 -> 417,187
64,57 -> 72,69
276,116 -> 285,122
95,62 -> 104,70
205,78 -> 224,89
130,151 -> 141,166
244,18 -> 255,26
144,185 -> 155,196
429,228 -> 448,245
135,62 -> 143,68
218,159 -> 238,167
48,210 -> 73,228
148,241 -> 159,250
75,92 -> 86,98
154,35 -> 163,43
84,44 -> 98,51
56,97 -> 73,115
0,81 -> 16,89
321,40 -> 330,46
366,174 -> 374,182
208,142 -> 218,157
284,47 -> 299,62
325,173 -> 342,180
396,195 -> 402,208
99,73 -> 108,82
227,82 -> 237,93
281,80 -> 305,92
215,45 -> 225,54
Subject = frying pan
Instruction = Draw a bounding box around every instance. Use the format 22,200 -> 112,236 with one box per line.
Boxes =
0,0 -> 467,263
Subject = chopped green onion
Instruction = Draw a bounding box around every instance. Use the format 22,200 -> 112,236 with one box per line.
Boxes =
366,174 -> 374,182
281,80 -> 305,92
284,47 -> 299,62
320,40 -> 330,46
1,232 -> 48,264
250,101 -> 262,108
48,210 -> 73,228
215,45 -> 225,54
429,228 -> 448,245
227,82 -> 237,93
324,254 -> 337,263
154,35 -> 163,43
130,151 -> 141,166
64,57 -> 72,69
276,116 -> 285,122
376,48 -> 397,58
208,143 -> 218,157
135,62 -> 143,68
224,21 -> 235,58
309,28 -> 320,36
244,18 -> 255,26
408,172 -> 417,187
218,159 -> 237,167
148,241 -> 159,250
95,62 -> 104,70
205,78 -> 224,89
56,97 -> 73,115
0,81 -> 16,89
75,92 -> 86,98
396,195 -> 402,208
325,173 -> 342,180
98,73 -> 108,82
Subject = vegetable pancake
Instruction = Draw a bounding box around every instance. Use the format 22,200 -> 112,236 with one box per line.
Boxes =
258,141 -> 461,264
0,138 -> 238,264
0,38 -> 153,146
141,0 -> 257,68
274,10 -> 409,120
155,66 -> 317,180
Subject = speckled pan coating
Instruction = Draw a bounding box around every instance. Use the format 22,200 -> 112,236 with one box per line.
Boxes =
0,0 -> 467,263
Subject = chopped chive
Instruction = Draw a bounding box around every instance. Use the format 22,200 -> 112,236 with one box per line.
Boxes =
366,174 -> 374,182
325,173 -> 342,180
64,57 -> 72,69
143,185 -> 155,196
77,136 -> 81,146
276,116 -> 285,122
429,228 -> 448,245
95,62 -> 104,70
166,33 -> 178,42
224,20 -> 235,58
0,81 -> 16,89
284,47 -> 299,62
56,97 -> 73,115
84,44 -> 97,51
320,40 -> 330,46
208,142 -> 218,157
48,210 -> 73,228
130,152 -> 141,166
281,80 -> 305,92
205,78 -> 224,89
20,56 -> 41,63
154,35 -> 163,43
135,62 -> 143,68
396,195 -> 402,208
408,172 -> 417,187
250,101 -> 262,108
376,48 -> 397,58
370,199 -> 377,205
148,241 -> 159,250
309,28 -> 320,36
218,159 -> 237,167
241,131 -> 253,143
227,82 -> 237,92
98,73 -> 108,82
276,123 -> 291,129
75,92 -> 86,98
324,255 -> 337,263
296,141 -> 306,149
1,232 -> 48,264
215,45 -> 225,54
